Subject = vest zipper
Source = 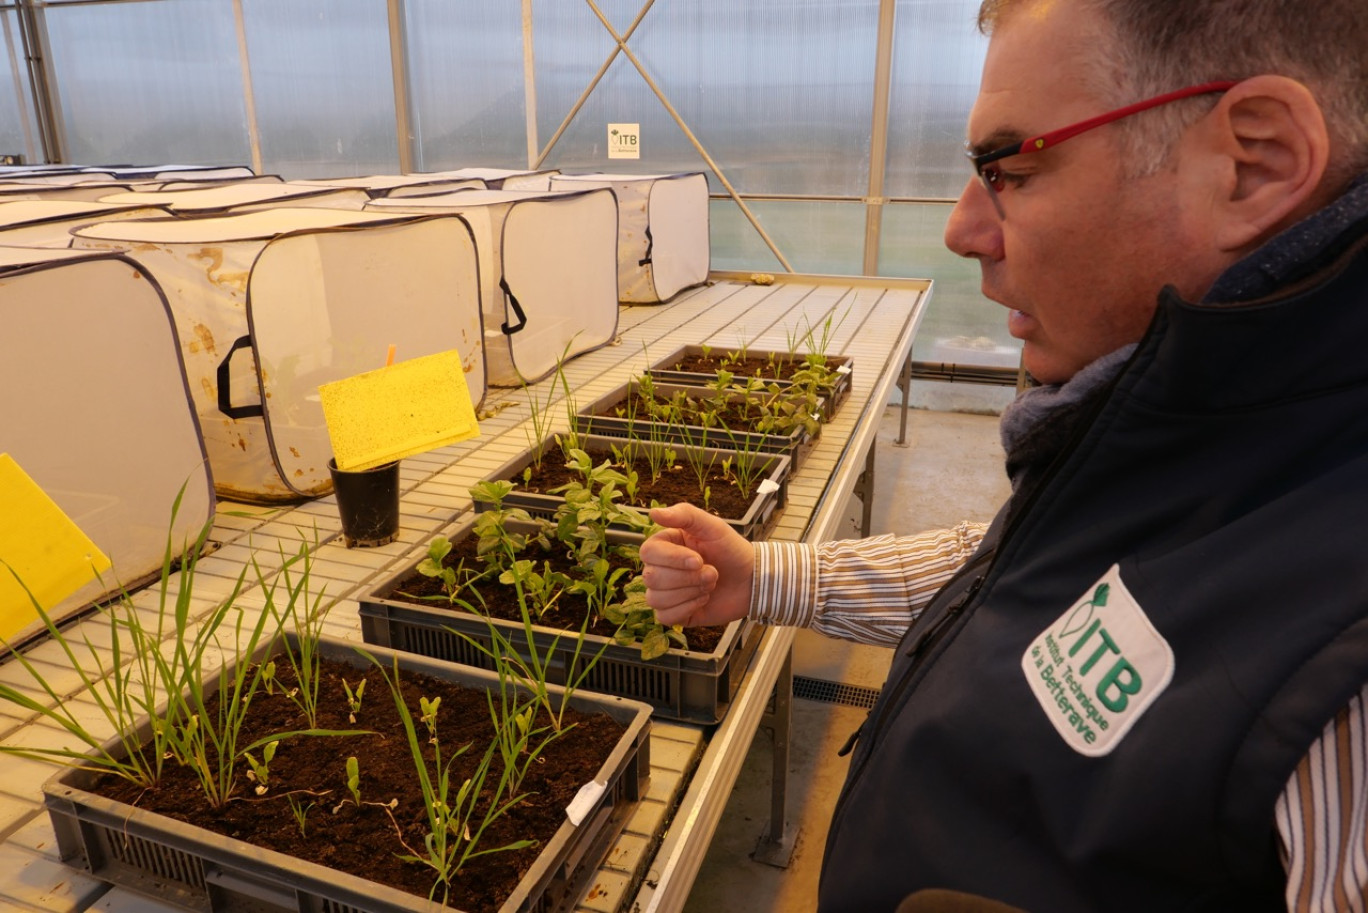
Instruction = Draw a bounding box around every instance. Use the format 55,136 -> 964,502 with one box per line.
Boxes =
904,572 -> 984,659
835,561 -> 989,758
831,348 -> 1139,810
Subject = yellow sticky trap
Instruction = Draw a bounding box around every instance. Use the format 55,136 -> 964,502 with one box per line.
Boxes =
319,349 -> 481,471
0,454 -> 112,641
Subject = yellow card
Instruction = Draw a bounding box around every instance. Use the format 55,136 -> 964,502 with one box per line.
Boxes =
0,453 -> 112,641
318,349 -> 481,472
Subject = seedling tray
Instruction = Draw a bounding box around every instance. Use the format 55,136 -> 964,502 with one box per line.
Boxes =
479,433 -> 791,542
359,519 -> 764,723
646,344 -> 853,420
43,636 -> 652,913
572,380 -> 819,473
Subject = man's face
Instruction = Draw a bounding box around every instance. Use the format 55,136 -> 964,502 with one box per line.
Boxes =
944,0 -> 1222,385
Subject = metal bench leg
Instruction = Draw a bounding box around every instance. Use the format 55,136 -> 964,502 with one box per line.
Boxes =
852,443 -> 877,538
897,352 -> 912,445
753,648 -> 797,867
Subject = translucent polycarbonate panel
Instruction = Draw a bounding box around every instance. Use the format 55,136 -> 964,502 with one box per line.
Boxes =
405,1 -> 527,171
533,1 -> 880,196
0,10 -> 39,164
885,0 -> 988,198
879,201 -> 1018,364
41,0 -> 250,166
709,199 -> 866,277
241,0 -> 397,178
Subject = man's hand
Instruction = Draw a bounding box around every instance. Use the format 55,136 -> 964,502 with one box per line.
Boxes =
641,503 -> 755,628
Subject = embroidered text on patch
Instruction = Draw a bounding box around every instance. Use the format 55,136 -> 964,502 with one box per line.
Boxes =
1020,565 -> 1174,757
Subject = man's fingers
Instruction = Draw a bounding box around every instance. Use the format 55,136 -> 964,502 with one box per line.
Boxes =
642,561 -> 716,593
653,591 -> 714,627
640,529 -> 703,570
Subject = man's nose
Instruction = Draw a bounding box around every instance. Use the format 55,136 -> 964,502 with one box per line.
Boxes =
944,177 -> 1003,262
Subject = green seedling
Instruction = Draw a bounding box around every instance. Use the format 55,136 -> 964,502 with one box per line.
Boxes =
342,678 -> 366,724
243,740 -> 278,796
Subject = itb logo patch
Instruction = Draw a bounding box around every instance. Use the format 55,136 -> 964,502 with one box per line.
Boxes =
1021,565 -> 1174,757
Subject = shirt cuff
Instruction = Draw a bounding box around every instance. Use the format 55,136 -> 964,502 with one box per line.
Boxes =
750,540 -> 818,628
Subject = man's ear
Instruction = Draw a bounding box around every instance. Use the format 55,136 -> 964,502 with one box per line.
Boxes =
1197,75 -> 1330,252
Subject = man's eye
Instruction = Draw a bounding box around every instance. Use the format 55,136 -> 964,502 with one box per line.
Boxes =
987,166 -> 1028,190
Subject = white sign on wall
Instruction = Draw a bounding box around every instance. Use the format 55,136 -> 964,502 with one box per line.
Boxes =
608,123 -> 640,160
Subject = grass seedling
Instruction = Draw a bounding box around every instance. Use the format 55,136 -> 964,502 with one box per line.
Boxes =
640,438 -> 676,487
521,336 -> 585,468
679,431 -> 718,508
361,651 -> 535,904
162,594 -> 290,809
261,533 -> 331,729
0,489 -> 367,809
0,499 -> 228,789
521,376 -> 557,473
287,794 -> 316,836
798,306 -> 851,366
485,674 -> 569,795
555,346 -> 582,453
286,793 -> 318,836
458,538 -> 607,732
721,428 -> 771,499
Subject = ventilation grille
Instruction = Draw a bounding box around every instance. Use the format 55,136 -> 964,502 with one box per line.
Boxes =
793,676 -> 881,709
321,900 -> 366,913
585,658 -> 673,705
401,624 -> 492,669
101,827 -> 205,890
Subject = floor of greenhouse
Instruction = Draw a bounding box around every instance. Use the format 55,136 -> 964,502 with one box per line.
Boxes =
679,381 -> 1016,913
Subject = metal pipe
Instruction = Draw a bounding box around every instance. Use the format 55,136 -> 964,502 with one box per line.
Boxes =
535,0 -> 654,168
386,0 -> 414,173
584,0 -> 795,273
16,0 -> 61,162
231,0 -> 263,175
862,0 -> 898,276
520,0 -> 537,169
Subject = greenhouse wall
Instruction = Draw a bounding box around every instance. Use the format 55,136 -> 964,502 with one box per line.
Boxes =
0,0 -> 1011,366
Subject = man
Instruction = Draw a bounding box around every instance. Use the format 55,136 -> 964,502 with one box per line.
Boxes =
641,0 -> 1368,909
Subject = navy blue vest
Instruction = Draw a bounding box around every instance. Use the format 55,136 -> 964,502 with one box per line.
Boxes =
819,226 -> 1368,912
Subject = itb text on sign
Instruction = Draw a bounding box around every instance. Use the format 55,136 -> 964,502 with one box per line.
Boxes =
608,123 -> 640,159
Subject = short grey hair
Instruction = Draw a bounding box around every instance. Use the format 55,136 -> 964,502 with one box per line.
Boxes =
978,0 -> 1368,185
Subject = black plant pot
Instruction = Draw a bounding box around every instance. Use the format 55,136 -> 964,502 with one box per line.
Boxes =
328,457 -> 399,547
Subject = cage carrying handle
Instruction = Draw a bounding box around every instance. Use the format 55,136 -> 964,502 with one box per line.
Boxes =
638,224 -> 653,267
216,334 -> 265,419
500,277 -> 527,335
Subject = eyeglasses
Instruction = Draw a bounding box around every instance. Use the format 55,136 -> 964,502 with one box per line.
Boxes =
966,80 -> 1238,217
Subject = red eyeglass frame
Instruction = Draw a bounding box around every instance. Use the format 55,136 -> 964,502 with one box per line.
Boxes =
966,80 -> 1238,214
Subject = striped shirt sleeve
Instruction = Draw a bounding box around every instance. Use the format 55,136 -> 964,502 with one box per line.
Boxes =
750,522 -> 987,647
1277,685 -> 1368,911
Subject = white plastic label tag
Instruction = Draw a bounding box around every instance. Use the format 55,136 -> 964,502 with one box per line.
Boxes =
758,479 -> 780,495
565,779 -> 606,825
1021,565 -> 1174,757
